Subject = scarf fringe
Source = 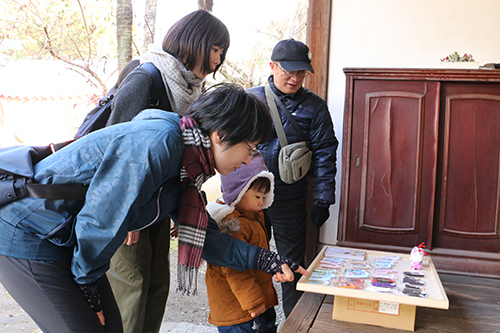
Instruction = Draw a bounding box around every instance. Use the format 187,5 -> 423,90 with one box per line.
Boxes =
176,263 -> 199,296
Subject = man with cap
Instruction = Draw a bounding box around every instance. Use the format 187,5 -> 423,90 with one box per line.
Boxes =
248,39 -> 338,317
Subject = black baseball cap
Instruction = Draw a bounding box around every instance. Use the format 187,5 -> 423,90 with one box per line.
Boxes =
271,39 -> 314,73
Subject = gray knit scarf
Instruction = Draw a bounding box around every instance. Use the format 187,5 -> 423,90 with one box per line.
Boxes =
141,44 -> 204,115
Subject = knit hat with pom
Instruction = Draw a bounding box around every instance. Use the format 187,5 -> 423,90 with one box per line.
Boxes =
220,151 -> 274,209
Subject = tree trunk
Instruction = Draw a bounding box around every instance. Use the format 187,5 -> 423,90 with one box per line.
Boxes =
198,0 -> 213,11
143,0 -> 157,52
116,0 -> 133,72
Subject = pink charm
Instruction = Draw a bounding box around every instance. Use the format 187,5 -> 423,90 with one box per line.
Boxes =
410,242 -> 428,270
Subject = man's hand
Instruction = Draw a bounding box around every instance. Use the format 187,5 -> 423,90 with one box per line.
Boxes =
273,263 -> 310,282
123,231 -> 140,245
310,204 -> 330,228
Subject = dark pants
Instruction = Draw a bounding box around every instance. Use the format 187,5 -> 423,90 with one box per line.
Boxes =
264,197 -> 306,317
254,307 -> 277,333
0,255 -> 122,333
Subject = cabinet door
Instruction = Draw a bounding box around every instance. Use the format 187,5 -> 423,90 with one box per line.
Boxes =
341,80 -> 440,247
434,82 -> 500,252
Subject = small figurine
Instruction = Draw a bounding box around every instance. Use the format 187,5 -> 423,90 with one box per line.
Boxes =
410,242 -> 428,270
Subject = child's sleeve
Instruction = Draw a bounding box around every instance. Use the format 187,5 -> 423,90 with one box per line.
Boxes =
223,223 -> 267,314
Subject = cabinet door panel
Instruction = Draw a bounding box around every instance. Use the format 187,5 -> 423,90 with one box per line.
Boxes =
344,80 -> 439,247
435,83 -> 500,252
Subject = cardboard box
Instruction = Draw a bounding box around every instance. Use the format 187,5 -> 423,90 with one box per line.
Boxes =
333,296 -> 416,331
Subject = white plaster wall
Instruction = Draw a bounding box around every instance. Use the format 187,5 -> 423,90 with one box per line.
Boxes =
321,0 -> 500,245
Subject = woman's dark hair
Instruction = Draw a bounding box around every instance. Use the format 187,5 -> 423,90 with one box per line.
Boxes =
113,59 -> 140,90
187,83 -> 272,146
162,10 -> 230,76
249,177 -> 271,194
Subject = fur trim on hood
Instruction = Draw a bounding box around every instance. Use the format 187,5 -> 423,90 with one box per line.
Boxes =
206,200 -> 240,234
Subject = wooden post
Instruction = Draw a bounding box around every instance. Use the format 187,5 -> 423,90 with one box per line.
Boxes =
304,0 -> 332,266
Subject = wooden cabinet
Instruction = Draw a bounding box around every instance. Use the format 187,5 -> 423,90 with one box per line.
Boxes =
339,68 -> 500,278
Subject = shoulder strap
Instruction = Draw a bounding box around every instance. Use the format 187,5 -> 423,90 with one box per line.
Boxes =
0,143 -> 87,204
265,85 -> 288,147
265,85 -> 304,136
140,62 -> 172,111
265,85 -> 309,146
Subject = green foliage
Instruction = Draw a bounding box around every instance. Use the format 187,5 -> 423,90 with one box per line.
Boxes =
0,0 -> 116,61
440,51 -> 475,63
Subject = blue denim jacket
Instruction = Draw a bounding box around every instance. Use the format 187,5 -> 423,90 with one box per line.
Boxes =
0,110 -> 257,285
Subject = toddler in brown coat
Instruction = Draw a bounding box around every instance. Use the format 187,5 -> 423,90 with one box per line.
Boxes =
205,151 -> 278,333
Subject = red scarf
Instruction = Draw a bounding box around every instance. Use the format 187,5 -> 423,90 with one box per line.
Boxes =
177,116 -> 215,295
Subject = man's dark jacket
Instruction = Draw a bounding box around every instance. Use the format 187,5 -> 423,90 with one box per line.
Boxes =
248,77 -> 339,205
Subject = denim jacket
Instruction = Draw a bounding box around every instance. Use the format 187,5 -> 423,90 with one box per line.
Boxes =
0,110 -> 257,285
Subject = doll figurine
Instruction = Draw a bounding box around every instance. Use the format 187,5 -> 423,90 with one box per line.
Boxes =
410,242 -> 428,270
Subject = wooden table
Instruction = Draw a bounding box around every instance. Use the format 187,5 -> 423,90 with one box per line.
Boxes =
292,246 -> 449,331
280,273 -> 500,332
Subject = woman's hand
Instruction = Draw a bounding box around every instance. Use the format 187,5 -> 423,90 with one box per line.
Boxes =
123,231 -> 140,245
273,263 -> 310,282
255,248 -> 309,280
96,310 -> 105,326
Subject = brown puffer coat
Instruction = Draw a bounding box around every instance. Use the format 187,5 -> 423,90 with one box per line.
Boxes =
205,204 -> 278,327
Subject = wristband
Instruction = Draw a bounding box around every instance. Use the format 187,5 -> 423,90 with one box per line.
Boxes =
255,248 -> 300,275
78,283 -> 102,313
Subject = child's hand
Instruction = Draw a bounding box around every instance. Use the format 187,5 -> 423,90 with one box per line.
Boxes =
273,264 -> 310,282
250,303 -> 266,318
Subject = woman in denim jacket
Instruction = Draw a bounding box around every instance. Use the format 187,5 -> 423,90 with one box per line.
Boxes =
0,84 -> 307,333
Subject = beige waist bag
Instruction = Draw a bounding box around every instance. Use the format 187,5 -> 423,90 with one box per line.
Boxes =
265,85 -> 312,184
279,140 -> 312,184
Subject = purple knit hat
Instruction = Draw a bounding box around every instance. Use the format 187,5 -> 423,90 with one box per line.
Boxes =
220,151 -> 274,209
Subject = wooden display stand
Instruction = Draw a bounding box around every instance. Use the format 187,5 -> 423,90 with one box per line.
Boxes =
297,246 -> 449,331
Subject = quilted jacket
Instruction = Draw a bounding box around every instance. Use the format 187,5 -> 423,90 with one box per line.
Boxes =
248,77 -> 338,204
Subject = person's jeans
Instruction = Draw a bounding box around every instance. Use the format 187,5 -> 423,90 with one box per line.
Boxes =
217,320 -> 254,333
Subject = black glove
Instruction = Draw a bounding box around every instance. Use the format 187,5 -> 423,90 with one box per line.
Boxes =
310,204 -> 330,228
78,282 -> 102,313
255,247 -> 300,275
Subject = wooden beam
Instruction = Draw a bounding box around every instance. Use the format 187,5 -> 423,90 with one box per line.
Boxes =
304,0 -> 332,266
305,0 -> 332,99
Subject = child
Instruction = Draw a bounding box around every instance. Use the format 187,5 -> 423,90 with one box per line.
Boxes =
206,152 -> 278,333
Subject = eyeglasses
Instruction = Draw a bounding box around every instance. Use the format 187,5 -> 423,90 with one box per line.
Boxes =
274,62 -> 310,79
245,142 -> 258,157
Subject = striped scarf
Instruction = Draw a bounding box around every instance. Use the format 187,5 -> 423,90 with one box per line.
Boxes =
177,116 -> 215,295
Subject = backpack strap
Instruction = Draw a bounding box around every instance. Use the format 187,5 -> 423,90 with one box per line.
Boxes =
26,183 -> 88,200
140,62 -> 172,111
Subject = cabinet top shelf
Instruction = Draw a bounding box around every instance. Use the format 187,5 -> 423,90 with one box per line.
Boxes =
343,67 -> 500,82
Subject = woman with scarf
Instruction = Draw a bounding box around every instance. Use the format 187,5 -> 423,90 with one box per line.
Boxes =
0,84 -> 308,333
105,10 -> 231,333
